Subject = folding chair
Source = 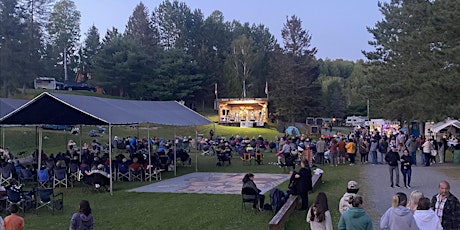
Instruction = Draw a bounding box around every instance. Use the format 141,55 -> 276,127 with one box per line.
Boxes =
37,168 -> 51,188
255,151 -> 264,165
20,168 -> 35,185
68,162 -> 81,187
129,169 -> 143,181
117,163 -> 130,181
242,152 -> 252,165
53,168 -> 68,188
144,165 -> 162,181
6,188 -> 26,213
241,187 -> 258,211
35,188 -> 64,215
0,169 -> 13,187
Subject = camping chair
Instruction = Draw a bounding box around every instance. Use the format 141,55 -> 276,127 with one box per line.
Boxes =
255,151 -> 264,165
242,152 -> 252,165
144,165 -> 162,181
53,168 -> 68,188
68,162 -> 81,186
35,188 -> 63,215
117,163 -> 130,181
0,168 -> 13,187
241,187 -> 258,211
129,168 -> 143,181
37,168 -> 51,188
20,168 -> 35,185
6,188 -> 26,213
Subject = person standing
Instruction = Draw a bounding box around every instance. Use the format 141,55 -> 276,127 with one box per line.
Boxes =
413,197 -> 443,230
405,135 -> 419,166
329,139 -> 338,166
2,204 -> 24,230
369,138 -> 379,165
295,160 -> 312,210
385,145 -> 401,188
337,138 -> 347,165
380,192 -> 418,230
407,190 -> 424,213
307,192 -> 333,230
379,137 -> 389,164
339,181 -> 360,214
70,200 -> 94,230
421,137 -> 433,167
345,139 -> 356,165
338,195 -> 373,230
400,149 -> 413,188
431,181 -> 460,230
316,137 -> 326,165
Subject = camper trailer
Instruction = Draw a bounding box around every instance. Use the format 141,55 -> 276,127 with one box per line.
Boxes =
345,116 -> 368,127
34,77 -> 60,90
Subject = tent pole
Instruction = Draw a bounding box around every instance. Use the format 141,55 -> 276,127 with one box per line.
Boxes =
109,124 -> 113,195
79,124 -> 82,162
38,127 -> 42,169
195,126 -> 198,172
174,127 -> 177,177
1,126 -> 4,148
148,124 -> 151,182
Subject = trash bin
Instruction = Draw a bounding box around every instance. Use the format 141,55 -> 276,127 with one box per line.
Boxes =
454,150 -> 460,164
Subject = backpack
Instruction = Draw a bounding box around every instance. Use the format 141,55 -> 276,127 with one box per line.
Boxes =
270,188 -> 286,214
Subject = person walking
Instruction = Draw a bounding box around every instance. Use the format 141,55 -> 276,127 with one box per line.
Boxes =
338,195 -> 373,230
70,200 -> 94,230
306,192 -> 333,230
431,181 -> 460,230
380,192 -> 418,230
2,204 -> 24,230
400,149 -> 413,188
413,197 -> 442,230
296,160 -> 312,210
385,145 -> 401,188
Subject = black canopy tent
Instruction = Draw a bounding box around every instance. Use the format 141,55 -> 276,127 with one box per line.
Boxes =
0,92 -> 212,194
0,98 -> 28,147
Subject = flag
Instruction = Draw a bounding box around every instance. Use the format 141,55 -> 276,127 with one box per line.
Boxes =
265,81 -> 268,95
214,83 -> 218,97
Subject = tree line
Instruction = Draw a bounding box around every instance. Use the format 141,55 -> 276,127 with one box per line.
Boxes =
0,0 -> 459,123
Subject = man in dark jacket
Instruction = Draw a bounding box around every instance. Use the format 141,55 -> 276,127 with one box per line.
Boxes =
385,144 -> 400,188
431,181 -> 460,230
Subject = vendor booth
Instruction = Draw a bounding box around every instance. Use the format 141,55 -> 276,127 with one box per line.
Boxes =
217,98 -> 268,127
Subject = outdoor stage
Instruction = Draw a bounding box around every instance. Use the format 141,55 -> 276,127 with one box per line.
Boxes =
128,172 -> 290,195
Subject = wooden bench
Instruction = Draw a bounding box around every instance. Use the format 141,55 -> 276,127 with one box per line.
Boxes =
268,172 -> 323,230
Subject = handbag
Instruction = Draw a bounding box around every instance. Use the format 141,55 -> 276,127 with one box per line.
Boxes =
431,149 -> 438,156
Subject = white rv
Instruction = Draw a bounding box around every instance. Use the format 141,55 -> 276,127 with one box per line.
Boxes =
345,116 -> 368,127
34,77 -> 61,90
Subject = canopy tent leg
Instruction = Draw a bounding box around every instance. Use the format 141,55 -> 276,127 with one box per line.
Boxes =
109,124 -> 113,195
38,127 -> 43,169
174,127 -> 177,177
147,124 -> 152,182
195,126 -> 198,172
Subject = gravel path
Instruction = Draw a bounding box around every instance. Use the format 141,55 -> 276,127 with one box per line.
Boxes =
362,155 -> 460,229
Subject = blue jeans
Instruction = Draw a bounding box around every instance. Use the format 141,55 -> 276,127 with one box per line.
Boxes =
371,151 -> 378,164
380,152 -> 386,164
409,151 -> 416,166
401,168 -> 412,186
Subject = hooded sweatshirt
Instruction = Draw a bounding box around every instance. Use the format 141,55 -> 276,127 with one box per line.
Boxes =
338,207 -> 373,230
70,213 -> 94,230
413,209 -> 443,230
380,206 -> 418,230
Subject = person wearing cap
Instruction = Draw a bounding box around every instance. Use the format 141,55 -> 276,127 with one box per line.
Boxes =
339,181 -> 360,214
385,144 -> 401,188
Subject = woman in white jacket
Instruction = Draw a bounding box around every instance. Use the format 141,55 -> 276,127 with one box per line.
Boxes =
413,197 -> 443,230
